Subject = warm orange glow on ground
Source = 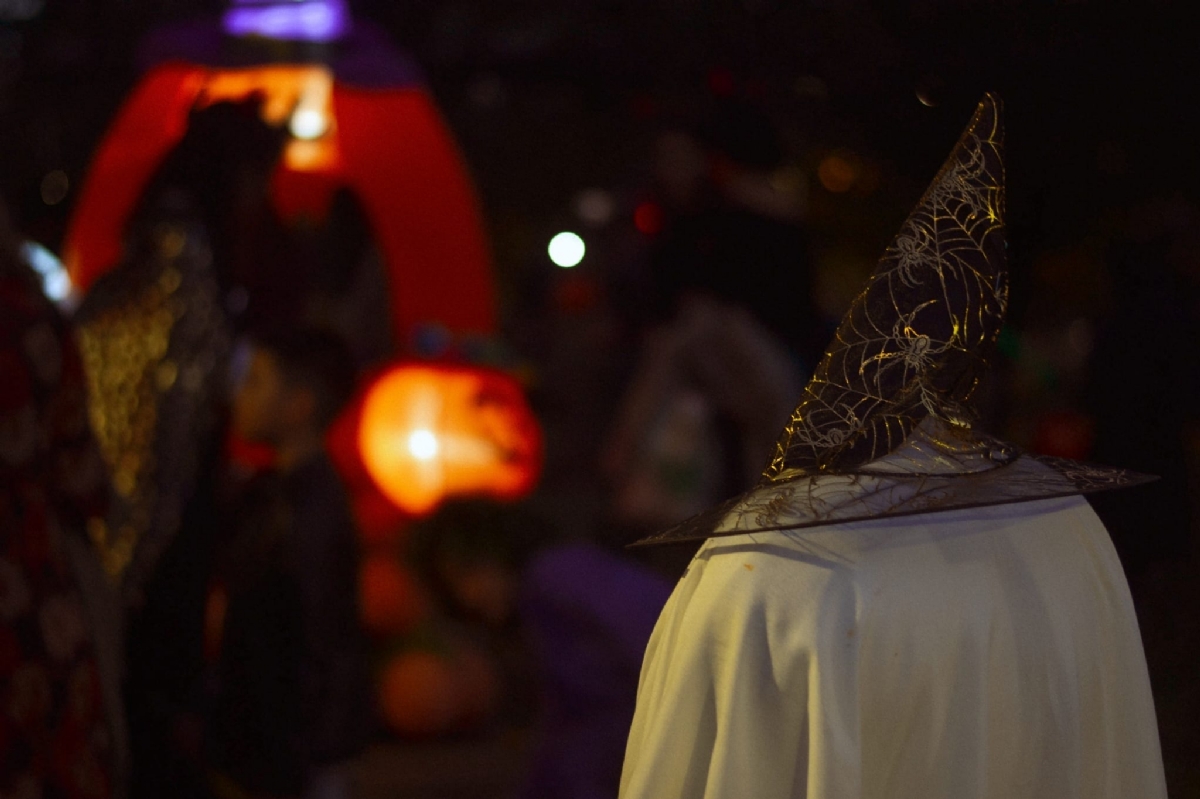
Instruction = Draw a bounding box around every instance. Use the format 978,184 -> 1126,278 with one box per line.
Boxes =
357,364 -> 542,516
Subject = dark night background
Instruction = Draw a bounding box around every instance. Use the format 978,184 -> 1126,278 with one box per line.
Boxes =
6,2 -> 1200,265
4,1 -> 1199,797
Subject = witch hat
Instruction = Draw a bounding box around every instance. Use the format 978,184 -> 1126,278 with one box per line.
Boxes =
633,93 -> 1153,547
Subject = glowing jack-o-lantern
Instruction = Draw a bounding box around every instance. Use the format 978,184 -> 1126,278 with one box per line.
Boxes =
358,364 -> 542,516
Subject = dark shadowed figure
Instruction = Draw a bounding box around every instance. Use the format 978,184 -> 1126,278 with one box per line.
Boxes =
1,199 -> 126,798
208,328 -> 372,799
73,98 -> 286,799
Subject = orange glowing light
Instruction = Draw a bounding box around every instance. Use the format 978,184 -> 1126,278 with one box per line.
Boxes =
817,152 -> 859,194
357,364 -> 542,516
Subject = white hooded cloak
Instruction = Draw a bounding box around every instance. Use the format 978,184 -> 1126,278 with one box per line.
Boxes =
620,495 -> 1167,799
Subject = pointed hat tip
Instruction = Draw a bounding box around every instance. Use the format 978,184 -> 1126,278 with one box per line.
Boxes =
972,92 -> 1003,135
761,85 -> 1008,481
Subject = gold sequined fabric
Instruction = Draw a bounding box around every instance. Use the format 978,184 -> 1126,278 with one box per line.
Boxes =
76,205 -> 229,593
633,95 -> 1155,547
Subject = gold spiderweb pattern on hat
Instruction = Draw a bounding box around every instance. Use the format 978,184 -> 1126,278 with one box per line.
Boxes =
766,94 -> 1008,480
630,93 -> 1156,548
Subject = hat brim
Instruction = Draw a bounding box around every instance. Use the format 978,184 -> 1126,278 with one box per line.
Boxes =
629,454 -> 1156,547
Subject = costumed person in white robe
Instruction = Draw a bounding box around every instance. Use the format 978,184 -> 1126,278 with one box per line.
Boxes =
619,94 -> 1168,799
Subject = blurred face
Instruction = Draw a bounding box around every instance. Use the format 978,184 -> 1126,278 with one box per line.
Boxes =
232,349 -> 291,444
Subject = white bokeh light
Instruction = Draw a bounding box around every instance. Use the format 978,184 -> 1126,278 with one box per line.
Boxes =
20,241 -> 75,307
289,107 -> 330,140
407,429 -> 440,461
548,231 -> 585,268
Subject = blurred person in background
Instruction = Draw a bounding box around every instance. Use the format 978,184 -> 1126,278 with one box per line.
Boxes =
647,97 -> 824,372
410,498 -> 672,799
1,198 -> 127,797
207,327 -> 372,799
604,100 -> 811,553
603,294 -> 803,538
74,98 -> 284,799
294,188 -> 395,371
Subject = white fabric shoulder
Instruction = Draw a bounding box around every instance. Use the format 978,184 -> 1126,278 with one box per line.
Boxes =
620,496 -> 1167,799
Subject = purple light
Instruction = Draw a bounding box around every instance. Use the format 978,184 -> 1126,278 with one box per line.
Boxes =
223,0 -> 350,43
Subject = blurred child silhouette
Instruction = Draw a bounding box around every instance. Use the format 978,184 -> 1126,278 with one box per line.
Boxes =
208,328 -> 371,799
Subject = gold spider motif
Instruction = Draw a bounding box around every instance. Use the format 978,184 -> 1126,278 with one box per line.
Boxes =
892,223 -> 935,288
858,301 -> 951,379
930,136 -> 990,219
